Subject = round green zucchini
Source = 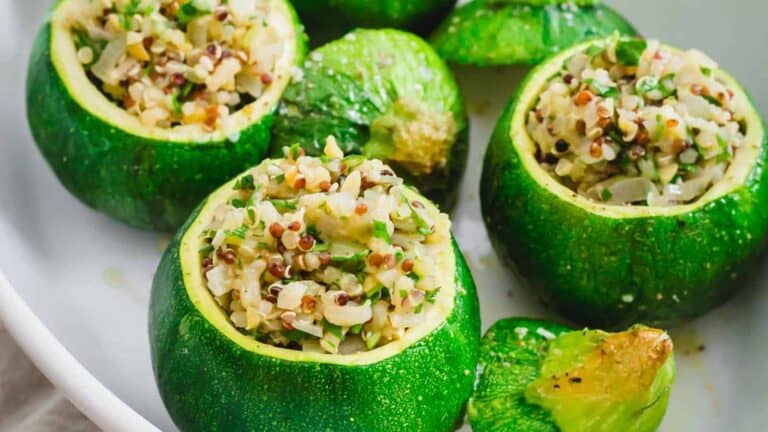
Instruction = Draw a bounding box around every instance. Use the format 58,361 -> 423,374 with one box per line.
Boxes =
431,0 -> 637,66
292,0 -> 456,46
468,318 -> 675,432
149,157 -> 481,431
26,0 -> 305,231
481,37 -> 768,328
271,29 -> 469,209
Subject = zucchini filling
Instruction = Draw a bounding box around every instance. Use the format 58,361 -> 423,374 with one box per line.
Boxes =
67,0 -> 288,129
199,138 -> 451,354
527,37 -> 749,205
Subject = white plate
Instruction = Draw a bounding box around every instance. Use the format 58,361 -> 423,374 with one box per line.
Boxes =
2,0 -> 768,430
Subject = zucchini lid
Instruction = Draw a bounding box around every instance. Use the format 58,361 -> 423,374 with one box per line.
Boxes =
48,0 -> 301,143
430,0 -> 637,66
271,29 -> 469,209
468,318 -> 674,432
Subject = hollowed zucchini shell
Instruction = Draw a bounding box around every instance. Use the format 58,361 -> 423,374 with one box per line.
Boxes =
431,0 -> 637,66
271,29 -> 469,210
26,0 -> 306,231
149,161 -> 481,431
480,38 -> 768,328
291,0 -> 457,46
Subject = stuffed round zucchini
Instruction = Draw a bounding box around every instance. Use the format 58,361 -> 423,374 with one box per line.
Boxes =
271,29 -> 469,210
150,139 -> 481,431
292,0 -> 456,46
481,36 -> 768,328
468,318 -> 675,432
431,0 -> 636,66
26,0 -> 305,230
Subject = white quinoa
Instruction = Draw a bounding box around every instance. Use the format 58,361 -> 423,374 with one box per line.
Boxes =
527,37 -> 748,205
200,137 -> 451,354
69,0 -> 287,129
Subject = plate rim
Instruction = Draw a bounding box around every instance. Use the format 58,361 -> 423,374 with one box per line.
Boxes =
0,268 -> 161,432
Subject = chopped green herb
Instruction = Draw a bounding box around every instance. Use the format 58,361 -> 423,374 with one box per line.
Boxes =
274,174 -> 285,184
615,39 -> 647,66
679,163 -> 698,173
330,251 -> 368,273
313,242 -> 330,252
176,0 -> 211,25
372,220 -> 391,244
425,288 -> 441,304
289,143 -> 303,160
702,94 -> 723,107
247,208 -> 256,223
363,331 -> 381,350
233,174 -> 256,191
395,250 -> 404,263
170,90 -> 182,114
322,320 -> 344,339
230,198 -> 246,208
179,81 -> 195,99
225,225 -> 248,239
414,304 -> 424,314
269,199 -> 298,212
716,135 -> 732,162
635,76 -> 659,95
659,73 -> 677,98
366,286 -> 383,303
402,196 -> 433,235
700,66 -> 712,77
198,244 -> 214,255
601,188 -> 613,201
349,324 -> 364,335
583,78 -> 619,98
119,0 -> 142,29
585,44 -> 605,58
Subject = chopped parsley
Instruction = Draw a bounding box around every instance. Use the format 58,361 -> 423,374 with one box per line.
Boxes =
233,174 -> 256,191
601,188 -> 613,201
585,44 -> 605,58
716,135 -> 732,162
269,199 -> 298,212
583,78 -> 619,98
615,39 -> 647,66
372,220 -> 391,244
225,225 -> 248,239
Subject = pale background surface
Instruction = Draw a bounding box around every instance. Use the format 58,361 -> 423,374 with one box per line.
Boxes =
1,0 -> 767,431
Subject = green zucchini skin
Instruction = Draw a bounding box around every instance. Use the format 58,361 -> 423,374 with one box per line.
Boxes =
468,318 -> 674,432
271,29 -> 469,209
481,57 -> 768,328
292,0 -> 456,46
468,318 -> 571,432
430,0 -> 637,66
26,11 -> 306,231
149,205 -> 481,431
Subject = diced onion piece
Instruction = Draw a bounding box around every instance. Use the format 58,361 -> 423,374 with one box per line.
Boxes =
276,282 -> 307,310
321,292 -> 372,327
91,36 -> 127,85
